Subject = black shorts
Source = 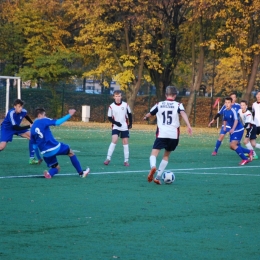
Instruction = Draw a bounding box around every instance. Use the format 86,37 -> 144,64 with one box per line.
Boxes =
112,129 -> 129,138
153,138 -> 179,151
245,125 -> 257,140
256,127 -> 260,135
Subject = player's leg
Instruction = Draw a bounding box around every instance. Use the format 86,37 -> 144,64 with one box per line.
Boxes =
148,148 -> 160,182
43,157 -> 60,179
104,130 -> 119,165
67,148 -> 90,178
0,141 -> 7,151
154,139 -> 178,185
20,131 -> 40,164
0,128 -> 13,151
212,127 -> 226,155
122,130 -> 130,166
230,132 -> 252,165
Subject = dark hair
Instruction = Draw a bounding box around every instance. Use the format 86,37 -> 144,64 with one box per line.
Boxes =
13,99 -> 24,106
225,97 -> 232,102
240,99 -> 248,105
165,86 -> 177,96
34,107 -> 46,117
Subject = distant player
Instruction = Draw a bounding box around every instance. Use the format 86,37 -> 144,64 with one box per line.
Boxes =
0,98 -> 41,164
238,100 -> 260,159
103,90 -> 132,166
223,97 -> 253,165
30,108 -> 90,178
144,86 -> 192,185
252,91 -> 260,135
208,93 -> 240,155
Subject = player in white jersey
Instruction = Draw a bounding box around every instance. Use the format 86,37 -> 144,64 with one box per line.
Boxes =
238,100 -> 260,159
144,86 -> 192,185
103,90 -> 132,166
252,91 -> 260,135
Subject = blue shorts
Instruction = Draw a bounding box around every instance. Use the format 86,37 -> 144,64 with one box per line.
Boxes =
43,143 -> 70,168
0,127 -> 29,142
229,130 -> 244,142
153,138 -> 179,152
112,129 -> 129,138
219,125 -> 231,135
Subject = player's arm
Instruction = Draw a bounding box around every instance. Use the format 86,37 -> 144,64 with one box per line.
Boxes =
108,117 -> 122,127
25,115 -> 33,124
127,110 -> 133,129
180,111 -> 192,135
144,104 -> 158,120
208,105 -> 224,126
12,124 -> 31,131
55,109 -> 76,126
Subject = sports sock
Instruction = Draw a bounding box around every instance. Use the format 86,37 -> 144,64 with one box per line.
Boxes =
123,144 -> 129,162
245,143 -> 255,155
239,146 -> 250,154
150,155 -> 156,168
70,155 -> 82,173
29,140 -> 35,157
107,143 -> 116,160
214,140 -> 222,152
255,143 -> 260,149
34,148 -> 42,160
49,168 -> 58,177
235,146 -> 248,160
157,160 -> 168,178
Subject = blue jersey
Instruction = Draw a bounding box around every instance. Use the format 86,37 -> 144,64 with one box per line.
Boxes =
1,108 -> 28,130
31,118 -> 60,156
219,103 -> 241,126
223,108 -> 244,132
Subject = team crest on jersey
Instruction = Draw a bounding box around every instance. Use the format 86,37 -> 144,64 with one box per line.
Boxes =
20,116 -> 22,119
121,107 -> 124,110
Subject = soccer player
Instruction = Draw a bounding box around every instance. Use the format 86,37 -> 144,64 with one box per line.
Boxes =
238,100 -> 260,159
30,108 -> 90,178
0,98 -> 41,164
208,93 -> 240,155
144,86 -> 192,185
222,97 -> 253,165
252,91 -> 260,136
103,90 -> 132,166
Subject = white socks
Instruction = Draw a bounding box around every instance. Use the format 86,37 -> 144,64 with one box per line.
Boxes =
245,142 -> 256,155
107,143 -> 116,160
150,155 -> 156,168
123,144 -> 129,162
255,143 -> 260,149
157,160 -> 168,178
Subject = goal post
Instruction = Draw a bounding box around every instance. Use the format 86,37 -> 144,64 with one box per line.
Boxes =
0,76 -> 21,119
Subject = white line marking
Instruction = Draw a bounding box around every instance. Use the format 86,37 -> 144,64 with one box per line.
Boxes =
1,165 -> 260,179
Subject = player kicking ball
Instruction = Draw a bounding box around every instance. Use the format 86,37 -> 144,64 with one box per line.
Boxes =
223,97 -> 253,165
31,108 -> 90,178
144,86 -> 192,185
103,90 -> 132,166
0,98 -> 41,164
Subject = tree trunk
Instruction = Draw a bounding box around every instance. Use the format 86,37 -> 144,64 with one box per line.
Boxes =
242,52 -> 260,102
184,17 -> 205,125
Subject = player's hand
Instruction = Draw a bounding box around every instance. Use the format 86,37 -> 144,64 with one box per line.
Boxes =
208,119 -> 214,127
187,126 -> 192,135
128,124 -> 132,129
69,109 -> 76,116
115,121 -> 122,127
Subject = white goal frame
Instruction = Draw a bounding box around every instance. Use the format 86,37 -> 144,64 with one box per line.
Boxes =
0,76 -> 21,115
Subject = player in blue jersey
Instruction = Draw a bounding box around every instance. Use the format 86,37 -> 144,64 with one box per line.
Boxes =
223,97 -> 253,165
0,99 -> 41,164
30,108 -> 90,178
208,93 -> 241,155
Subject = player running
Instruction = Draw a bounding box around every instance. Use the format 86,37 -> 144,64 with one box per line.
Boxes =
238,100 -> 259,159
103,90 -> 132,166
223,97 -> 253,165
252,91 -> 260,136
30,108 -> 90,178
208,93 -> 240,155
0,98 -> 41,164
144,86 -> 192,185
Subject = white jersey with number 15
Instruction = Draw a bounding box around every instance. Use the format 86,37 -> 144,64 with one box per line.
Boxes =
150,100 -> 185,139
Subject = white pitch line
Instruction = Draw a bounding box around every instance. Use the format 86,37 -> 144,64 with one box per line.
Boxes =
1,166 -> 260,179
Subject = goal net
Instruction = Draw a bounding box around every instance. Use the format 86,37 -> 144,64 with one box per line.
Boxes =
0,76 -> 21,121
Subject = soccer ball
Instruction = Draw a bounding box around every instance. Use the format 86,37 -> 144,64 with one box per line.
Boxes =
162,171 -> 175,184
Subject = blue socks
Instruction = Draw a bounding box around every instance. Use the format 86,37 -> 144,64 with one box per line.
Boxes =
49,168 -> 59,177
235,146 -> 248,160
214,140 -> 222,152
70,155 -> 82,173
